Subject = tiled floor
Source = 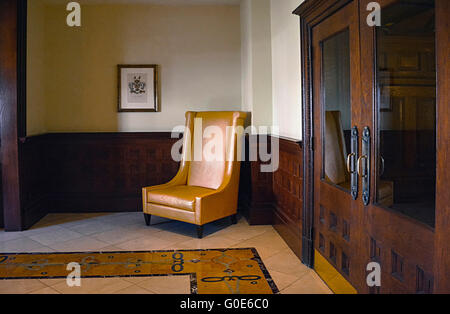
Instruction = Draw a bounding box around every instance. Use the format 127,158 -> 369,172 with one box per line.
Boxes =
0,212 -> 332,294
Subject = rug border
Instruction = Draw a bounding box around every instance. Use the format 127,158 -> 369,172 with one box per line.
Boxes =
0,247 -> 279,294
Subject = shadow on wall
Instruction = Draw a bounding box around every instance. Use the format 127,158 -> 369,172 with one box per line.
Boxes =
30,3 -> 241,134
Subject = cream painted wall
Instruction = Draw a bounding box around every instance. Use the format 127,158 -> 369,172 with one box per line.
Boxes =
29,3 -> 241,133
240,0 -> 273,129
27,0 -> 47,136
28,1 -> 303,137
240,0 -> 253,113
270,0 -> 303,140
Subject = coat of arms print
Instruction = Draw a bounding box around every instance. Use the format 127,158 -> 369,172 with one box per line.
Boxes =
127,74 -> 148,103
118,65 -> 160,112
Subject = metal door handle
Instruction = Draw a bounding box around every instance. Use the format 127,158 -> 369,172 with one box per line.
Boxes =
361,127 -> 371,206
347,153 -> 356,174
357,155 -> 368,178
350,126 -> 359,200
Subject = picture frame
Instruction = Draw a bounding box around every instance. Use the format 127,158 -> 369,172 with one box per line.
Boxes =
118,64 -> 160,112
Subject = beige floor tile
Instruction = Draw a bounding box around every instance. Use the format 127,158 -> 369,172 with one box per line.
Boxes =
22,246 -> 55,253
47,236 -> 110,252
230,229 -> 289,259
113,284 -> 155,294
136,275 -> 191,294
65,220 -> 117,236
92,227 -> 161,246
38,278 -> 68,287
169,235 -> 240,250
0,231 -> 24,242
151,230 -> 196,244
281,269 -> 332,294
263,248 -> 309,278
0,237 -> 46,253
0,279 -> 47,294
269,270 -> 301,291
121,275 -> 154,285
29,286 -> 60,294
97,245 -> 128,252
51,277 -> 134,294
28,228 -> 83,246
115,236 -> 175,251
25,225 -> 70,236
214,224 -> 272,242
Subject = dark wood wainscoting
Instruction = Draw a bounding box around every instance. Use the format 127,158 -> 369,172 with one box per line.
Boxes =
20,133 -> 180,216
20,135 -> 49,228
239,135 -> 275,225
18,131 -> 305,256
239,135 -> 304,259
273,138 -> 303,259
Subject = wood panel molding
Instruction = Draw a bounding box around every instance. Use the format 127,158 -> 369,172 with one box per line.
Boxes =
19,133 -> 180,219
295,0 -> 354,269
273,137 -> 303,259
240,135 -> 304,259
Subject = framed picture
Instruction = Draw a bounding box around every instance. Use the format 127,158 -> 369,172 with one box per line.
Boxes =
118,64 -> 160,112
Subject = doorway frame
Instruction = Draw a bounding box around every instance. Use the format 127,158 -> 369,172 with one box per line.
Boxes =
294,0 -> 353,268
0,0 -> 27,231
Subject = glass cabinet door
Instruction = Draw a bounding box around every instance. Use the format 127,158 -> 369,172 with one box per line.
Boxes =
375,0 -> 436,227
322,30 -> 352,192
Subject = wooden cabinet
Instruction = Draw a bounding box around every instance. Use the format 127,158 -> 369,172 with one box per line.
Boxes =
295,0 -> 449,293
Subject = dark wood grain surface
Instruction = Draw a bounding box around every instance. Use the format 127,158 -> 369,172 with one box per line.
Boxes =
433,0 -> 450,294
0,0 -> 27,231
295,0 -> 448,293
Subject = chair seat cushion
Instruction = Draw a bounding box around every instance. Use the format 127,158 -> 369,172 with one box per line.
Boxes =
147,185 -> 215,211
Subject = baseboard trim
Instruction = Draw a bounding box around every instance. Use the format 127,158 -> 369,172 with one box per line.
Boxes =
314,250 -> 357,294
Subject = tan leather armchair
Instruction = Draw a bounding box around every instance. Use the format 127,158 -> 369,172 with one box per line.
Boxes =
142,111 -> 247,238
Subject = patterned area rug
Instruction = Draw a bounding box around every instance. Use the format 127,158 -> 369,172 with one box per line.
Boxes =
0,248 -> 278,294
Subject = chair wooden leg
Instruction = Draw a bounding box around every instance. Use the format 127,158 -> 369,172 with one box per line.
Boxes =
144,213 -> 151,226
231,214 -> 237,225
197,225 -> 204,239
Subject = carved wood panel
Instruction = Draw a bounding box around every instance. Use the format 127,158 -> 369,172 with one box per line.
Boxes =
273,138 -> 303,259
239,135 -> 275,225
20,133 -> 180,216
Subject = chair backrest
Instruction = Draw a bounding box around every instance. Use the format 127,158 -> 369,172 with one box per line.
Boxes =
184,111 -> 246,190
324,110 -> 348,185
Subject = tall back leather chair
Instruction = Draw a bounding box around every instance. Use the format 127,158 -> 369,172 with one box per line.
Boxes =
142,111 -> 247,238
